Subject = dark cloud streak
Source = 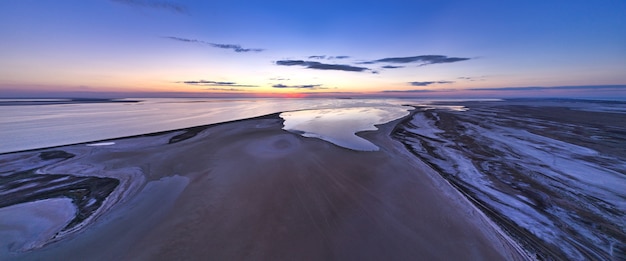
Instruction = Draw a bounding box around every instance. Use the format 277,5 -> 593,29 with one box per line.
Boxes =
409,81 -> 454,86
308,55 -> 350,60
272,84 -> 325,89
209,43 -> 263,53
167,38 -> 467,76
275,60 -> 370,72
164,36 -> 264,53
111,0 -> 187,14
361,55 -> 470,66
381,65 -> 404,69
181,80 -> 258,87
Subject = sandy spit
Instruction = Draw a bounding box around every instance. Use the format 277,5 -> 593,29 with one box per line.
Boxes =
4,114 -> 529,260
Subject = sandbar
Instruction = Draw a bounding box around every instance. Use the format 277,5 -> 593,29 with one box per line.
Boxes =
0,112 -> 528,260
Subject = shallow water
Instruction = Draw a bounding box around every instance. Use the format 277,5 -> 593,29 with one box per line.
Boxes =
280,106 -> 410,151
0,198 -> 76,254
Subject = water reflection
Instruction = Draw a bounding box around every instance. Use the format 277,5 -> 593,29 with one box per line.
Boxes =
280,106 -> 410,151
0,98 -> 417,153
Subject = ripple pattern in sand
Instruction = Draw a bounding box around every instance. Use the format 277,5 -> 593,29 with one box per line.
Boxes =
394,101 -> 626,260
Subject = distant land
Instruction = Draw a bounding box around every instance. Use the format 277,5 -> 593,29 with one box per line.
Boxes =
1,85 -> 625,100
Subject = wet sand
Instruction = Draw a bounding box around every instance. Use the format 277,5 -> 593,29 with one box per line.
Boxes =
0,113 -> 527,260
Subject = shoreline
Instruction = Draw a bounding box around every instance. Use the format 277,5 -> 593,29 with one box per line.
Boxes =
1,109 -> 529,260
359,108 -> 530,258
0,113 -> 285,155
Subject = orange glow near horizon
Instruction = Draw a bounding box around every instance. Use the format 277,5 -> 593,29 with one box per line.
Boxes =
283,93 -> 307,98
1,82 -> 625,99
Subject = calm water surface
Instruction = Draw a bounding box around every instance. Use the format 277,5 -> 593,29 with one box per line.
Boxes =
0,98 -> 415,153
281,106 -> 410,151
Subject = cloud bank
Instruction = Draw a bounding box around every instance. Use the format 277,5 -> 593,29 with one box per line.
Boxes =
275,54 -> 469,74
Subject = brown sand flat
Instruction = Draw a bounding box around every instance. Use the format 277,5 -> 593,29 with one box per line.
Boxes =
4,115 -> 528,260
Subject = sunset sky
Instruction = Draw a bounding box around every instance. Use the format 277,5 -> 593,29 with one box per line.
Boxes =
1,0 -> 625,98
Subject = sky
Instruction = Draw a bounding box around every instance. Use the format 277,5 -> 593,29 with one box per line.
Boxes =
1,0 -> 625,98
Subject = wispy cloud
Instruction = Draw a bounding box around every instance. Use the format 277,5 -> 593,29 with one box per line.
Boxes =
275,60 -> 370,72
272,84 -> 325,89
409,81 -> 454,86
181,80 -> 258,87
203,87 -> 247,92
165,36 -> 264,53
308,55 -> 351,60
111,0 -> 187,14
210,43 -> 263,53
458,76 -> 486,82
269,77 -> 290,81
165,36 -> 201,43
381,89 -> 440,93
361,55 -> 470,66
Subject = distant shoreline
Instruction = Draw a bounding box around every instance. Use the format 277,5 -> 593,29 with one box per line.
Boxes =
0,98 -> 142,106
2,97 -> 624,155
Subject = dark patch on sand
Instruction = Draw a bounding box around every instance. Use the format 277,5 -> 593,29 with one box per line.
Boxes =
169,126 -> 209,144
39,150 -> 75,161
168,113 -> 283,144
0,172 -> 119,231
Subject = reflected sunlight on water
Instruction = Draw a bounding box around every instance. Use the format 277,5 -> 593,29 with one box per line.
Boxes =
280,106 -> 410,151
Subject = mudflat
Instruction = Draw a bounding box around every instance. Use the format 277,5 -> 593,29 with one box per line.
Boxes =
393,99 -> 626,260
1,113 -> 527,260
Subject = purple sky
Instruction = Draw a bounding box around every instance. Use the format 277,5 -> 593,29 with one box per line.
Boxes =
1,0 -> 625,98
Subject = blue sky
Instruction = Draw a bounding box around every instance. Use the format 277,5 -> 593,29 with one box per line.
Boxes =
1,0 -> 625,98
